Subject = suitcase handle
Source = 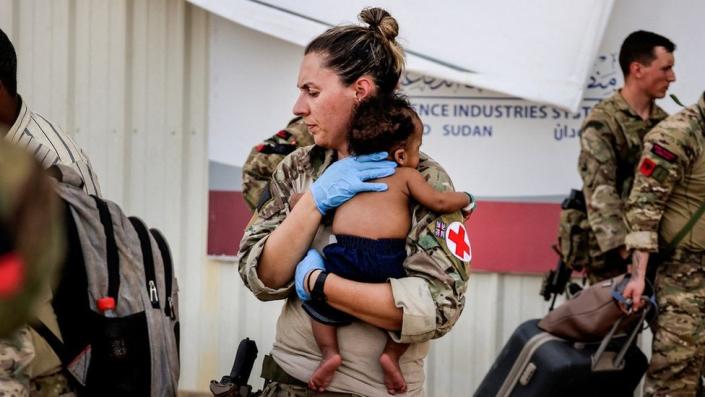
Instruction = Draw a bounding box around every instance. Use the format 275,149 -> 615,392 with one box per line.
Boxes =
591,296 -> 655,371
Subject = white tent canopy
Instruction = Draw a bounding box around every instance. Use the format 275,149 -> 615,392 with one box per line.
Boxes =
188,0 -> 614,111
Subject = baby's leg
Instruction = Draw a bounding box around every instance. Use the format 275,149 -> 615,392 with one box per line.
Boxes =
379,337 -> 409,395
309,320 -> 342,392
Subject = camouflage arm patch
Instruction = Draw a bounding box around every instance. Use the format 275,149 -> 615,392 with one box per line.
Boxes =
398,154 -> 470,340
625,127 -> 697,242
423,213 -> 470,281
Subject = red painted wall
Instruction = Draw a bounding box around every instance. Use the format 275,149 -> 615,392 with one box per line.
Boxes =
208,191 -> 253,256
465,201 -> 561,273
208,191 -> 561,274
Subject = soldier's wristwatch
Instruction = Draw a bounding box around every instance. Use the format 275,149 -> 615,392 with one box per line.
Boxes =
311,270 -> 329,302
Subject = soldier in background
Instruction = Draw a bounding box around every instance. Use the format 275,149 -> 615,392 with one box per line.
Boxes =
241,117 -> 313,211
578,30 -> 675,282
623,92 -> 705,396
0,141 -> 64,397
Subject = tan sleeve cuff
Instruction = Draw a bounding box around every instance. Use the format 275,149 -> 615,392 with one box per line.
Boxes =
625,231 -> 659,252
239,235 -> 292,301
387,277 -> 436,344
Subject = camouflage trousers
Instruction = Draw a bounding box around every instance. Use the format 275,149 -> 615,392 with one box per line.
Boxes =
28,372 -> 75,397
644,252 -> 705,397
0,326 -> 75,397
0,326 -> 35,397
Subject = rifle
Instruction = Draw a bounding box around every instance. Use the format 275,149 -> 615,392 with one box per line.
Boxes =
540,256 -> 574,311
210,338 -> 259,397
540,188 -> 587,310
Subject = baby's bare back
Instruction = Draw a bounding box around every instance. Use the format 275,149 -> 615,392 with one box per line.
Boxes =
332,171 -> 412,239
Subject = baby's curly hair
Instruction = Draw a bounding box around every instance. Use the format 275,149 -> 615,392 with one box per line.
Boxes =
348,94 -> 419,156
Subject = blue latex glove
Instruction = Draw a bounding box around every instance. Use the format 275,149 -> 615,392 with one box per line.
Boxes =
295,249 -> 326,301
310,152 -> 397,214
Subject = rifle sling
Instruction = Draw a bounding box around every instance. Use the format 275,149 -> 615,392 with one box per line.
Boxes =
659,198 -> 705,260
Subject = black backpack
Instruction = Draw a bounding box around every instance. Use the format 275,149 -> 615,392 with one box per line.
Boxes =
33,165 -> 180,396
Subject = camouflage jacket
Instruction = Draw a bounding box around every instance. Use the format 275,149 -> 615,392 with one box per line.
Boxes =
578,91 -> 668,255
236,145 -> 470,394
625,94 -> 705,252
241,117 -> 314,210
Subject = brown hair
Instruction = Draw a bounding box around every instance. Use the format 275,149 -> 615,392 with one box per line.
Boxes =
305,7 -> 405,97
619,30 -> 675,77
348,94 -> 419,156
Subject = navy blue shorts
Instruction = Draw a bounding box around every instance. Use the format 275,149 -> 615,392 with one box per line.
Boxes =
303,235 -> 406,326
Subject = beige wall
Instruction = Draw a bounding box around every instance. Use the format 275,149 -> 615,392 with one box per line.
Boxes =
0,0 -> 210,391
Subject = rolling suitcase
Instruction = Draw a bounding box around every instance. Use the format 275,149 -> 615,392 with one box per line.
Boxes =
474,314 -> 648,397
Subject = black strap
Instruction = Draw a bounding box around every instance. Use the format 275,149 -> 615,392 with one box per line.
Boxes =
311,271 -> 328,302
129,217 -> 160,309
93,196 -> 120,305
30,321 -> 67,364
255,182 -> 272,211
258,143 -> 297,155
150,227 -> 173,317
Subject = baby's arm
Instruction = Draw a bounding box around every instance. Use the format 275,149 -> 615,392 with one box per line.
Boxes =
405,168 -> 472,214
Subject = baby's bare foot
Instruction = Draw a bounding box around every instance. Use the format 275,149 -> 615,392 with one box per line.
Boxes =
379,352 -> 407,395
309,352 -> 342,392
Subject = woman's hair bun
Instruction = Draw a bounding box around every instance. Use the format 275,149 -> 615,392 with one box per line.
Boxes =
359,7 -> 398,42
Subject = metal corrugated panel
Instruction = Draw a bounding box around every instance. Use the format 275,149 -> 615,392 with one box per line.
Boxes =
0,0 -> 209,391
427,273 -> 551,396
211,262 -> 555,395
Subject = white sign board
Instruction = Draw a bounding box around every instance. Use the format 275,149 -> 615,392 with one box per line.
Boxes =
207,0 -> 705,201
191,0 -> 614,111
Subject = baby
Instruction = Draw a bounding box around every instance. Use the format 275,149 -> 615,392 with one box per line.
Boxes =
302,94 -> 475,394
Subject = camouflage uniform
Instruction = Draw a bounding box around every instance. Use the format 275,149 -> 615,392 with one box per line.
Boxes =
0,142 -> 64,396
0,327 -> 34,397
237,145 -> 470,396
241,117 -> 314,210
625,93 -> 705,397
578,91 -> 668,282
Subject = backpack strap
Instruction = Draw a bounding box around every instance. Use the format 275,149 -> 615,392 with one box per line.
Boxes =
150,228 -> 175,319
129,216 -> 160,309
92,196 -> 120,305
30,320 -> 67,364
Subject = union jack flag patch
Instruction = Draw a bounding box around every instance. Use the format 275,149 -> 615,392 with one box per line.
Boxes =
434,221 -> 447,238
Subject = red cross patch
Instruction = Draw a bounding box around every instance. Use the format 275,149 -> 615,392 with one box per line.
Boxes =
445,221 -> 471,262
640,158 -> 656,177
